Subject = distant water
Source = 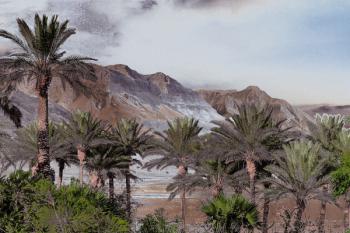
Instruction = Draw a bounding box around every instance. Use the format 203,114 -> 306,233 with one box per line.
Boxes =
53,155 -> 177,199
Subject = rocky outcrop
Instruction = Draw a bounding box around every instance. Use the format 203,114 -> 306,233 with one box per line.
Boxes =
197,86 -> 313,131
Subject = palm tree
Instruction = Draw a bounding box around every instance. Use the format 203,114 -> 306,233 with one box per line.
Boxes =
63,111 -> 106,186
0,14 -> 96,179
212,104 -> 288,204
84,144 -> 129,191
168,136 -> 246,199
265,140 -> 332,233
308,114 -> 344,233
11,122 -> 71,187
109,119 -> 153,220
202,194 -> 259,233
144,117 -> 202,232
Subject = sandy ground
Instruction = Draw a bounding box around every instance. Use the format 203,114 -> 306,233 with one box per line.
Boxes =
135,197 -> 346,233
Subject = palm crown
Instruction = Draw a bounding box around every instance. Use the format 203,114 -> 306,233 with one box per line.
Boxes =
144,117 -> 202,170
0,14 -> 96,95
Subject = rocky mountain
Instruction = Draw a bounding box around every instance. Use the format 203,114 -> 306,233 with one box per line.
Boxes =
4,63 -> 349,134
9,64 -> 222,130
197,86 -> 313,131
299,104 -> 350,118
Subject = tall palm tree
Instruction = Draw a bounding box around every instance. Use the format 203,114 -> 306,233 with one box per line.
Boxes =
265,140 -> 332,233
11,122 -> 71,187
144,117 -> 202,232
308,114 -> 344,233
0,14 -> 96,179
109,119 -> 153,220
212,104 -> 288,204
63,110 -> 106,186
202,194 -> 259,233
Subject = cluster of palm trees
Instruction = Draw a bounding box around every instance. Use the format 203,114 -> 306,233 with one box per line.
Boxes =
2,112 -> 152,221
142,105 -> 350,233
1,13 -> 350,233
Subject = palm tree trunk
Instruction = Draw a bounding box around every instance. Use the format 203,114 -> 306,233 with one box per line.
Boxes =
36,83 -> 54,180
318,186 -> 328,233
211,184 -> 223,198
246,157 -> 256,204
108,174 -> 115,199
125,166 -> 132,221
293,198 -> 306,233
181,189 -> 187,233
77,146 -> 86,186
58,160 -> 65,188
262,192 -> 270,233
178,164 -> 187,233
89,170 -> 104,189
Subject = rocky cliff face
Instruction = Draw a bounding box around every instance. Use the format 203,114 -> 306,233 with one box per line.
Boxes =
11,64 -> 222,130
197,86 -> 313,131
299,104 -> 350,118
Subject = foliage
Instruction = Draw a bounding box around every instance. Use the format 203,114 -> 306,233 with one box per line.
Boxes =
309,113 -> 344,153
202,194 -> 259,233
212,104 -> 289,162
63,110 -> 107,152
331,152 -> 350,197
265,140 -> 331,201
109,118 -> 153,170
0,170 -> 128,233
138,209 -> 179,233
144,117 -> 202,171
10,121 -> 70,168
0,14 -> 96,97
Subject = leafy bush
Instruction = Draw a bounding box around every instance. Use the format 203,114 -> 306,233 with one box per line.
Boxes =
138,209 -> 178,233
0,170 -> 128,233
202,194 -> 259,233
331,152 -> 350,196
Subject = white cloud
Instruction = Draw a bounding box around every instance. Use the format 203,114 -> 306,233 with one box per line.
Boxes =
0,0 -> 349,104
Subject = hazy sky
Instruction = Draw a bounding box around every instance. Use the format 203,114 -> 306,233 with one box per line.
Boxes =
0,0 -> 350,105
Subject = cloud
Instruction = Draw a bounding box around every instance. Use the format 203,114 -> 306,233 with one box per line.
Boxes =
1,0 -> 350,104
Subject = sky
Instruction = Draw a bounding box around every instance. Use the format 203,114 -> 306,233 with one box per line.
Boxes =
0,0 -> 350,105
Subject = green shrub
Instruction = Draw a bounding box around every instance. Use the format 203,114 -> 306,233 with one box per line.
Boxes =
202,194 -> 259,233
0,170 -> 128,233
138,209 -> 178,233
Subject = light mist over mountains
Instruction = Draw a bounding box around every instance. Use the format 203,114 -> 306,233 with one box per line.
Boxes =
0,0 -> 350,105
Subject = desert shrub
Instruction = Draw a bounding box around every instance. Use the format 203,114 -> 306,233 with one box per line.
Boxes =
0,170 -> 128,233
138,209 -> 179,233
202,194 -> 259,233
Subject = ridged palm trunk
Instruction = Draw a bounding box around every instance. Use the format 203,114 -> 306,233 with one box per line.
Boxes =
293,198 -> 306,233
261,192 -> 270,233
125,165 -> 132,221
178,164 -> 188,233
318,185 -> 328,233
246,156 -> 256,204
58,160 -> 65,188
89,170 -> 104,189
108,172 -> 115,199
35,77 -> 54,180
211,184 -> 223,198
77,146 -> 86,186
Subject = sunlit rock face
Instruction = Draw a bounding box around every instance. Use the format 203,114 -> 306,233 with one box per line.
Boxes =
8,64 -> 222,131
